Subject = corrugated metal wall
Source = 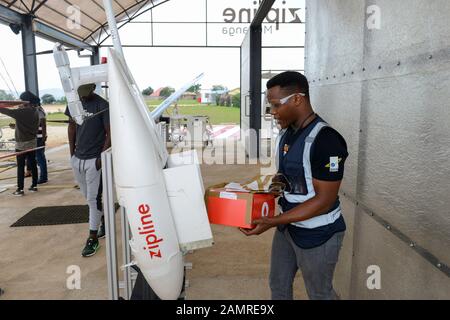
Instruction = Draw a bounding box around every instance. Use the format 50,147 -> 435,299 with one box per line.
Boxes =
305,0 -> 450,299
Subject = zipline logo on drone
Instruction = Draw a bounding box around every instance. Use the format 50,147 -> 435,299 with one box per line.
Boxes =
222,0 -> 303,37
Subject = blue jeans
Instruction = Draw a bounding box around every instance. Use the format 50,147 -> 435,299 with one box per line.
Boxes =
28,138 -> 47,181
36,138 -> 47,181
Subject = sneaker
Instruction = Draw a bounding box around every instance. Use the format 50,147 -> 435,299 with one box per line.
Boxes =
13,189 -> 24,196
82,237 -> 100,257
97,223 -> 106,239
28,186 -> 38,192
37,179 -> 48,185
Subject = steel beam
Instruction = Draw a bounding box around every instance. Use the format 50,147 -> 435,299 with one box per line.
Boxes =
249,25 -> 262,158
90,46 -> 100,65
0,3 -> 23,25
21,15 -> 39,96
33,20 -> 93,51
251,0 -> 275,27
247,0 -> 275,159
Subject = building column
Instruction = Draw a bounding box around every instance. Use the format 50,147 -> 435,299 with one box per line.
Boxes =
21,15 -> 39,97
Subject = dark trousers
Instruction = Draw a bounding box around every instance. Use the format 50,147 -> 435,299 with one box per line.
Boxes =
17,149 -> 37,190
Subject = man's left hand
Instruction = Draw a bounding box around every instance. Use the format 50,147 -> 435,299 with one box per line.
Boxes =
239,217 -> 275,236
95,157 -> 102,171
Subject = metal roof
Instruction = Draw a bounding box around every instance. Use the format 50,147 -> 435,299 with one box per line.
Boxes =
0,0 -> 168,46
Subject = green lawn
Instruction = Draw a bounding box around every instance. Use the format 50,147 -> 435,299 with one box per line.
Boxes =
0,118 -> 10,128
147,99 -> 240,124
46,102 -> 240,125
1,101 -> 240,127
149,105 -> 239,125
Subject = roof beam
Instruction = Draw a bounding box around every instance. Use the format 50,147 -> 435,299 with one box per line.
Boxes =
33,20 -> 94,51
0,3 -> 24,25
31,0 -> 48,14
251,0 -> 275,27
7,1 -> 19,8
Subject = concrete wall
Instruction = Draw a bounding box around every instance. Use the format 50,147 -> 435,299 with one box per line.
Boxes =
305,0 -> 450,299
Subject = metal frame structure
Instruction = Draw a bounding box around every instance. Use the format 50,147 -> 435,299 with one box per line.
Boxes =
241,0 -> 276,159
0,0 -> 305,299
101,148 -> 134,300
0,0 -> 304,100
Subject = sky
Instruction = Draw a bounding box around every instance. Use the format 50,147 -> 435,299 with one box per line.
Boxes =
0,0 -> 305,98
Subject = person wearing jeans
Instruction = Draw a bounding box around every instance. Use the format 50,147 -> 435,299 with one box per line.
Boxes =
240,72 -> 348,300
26,105 -> 48,184
36,105 -> 48,184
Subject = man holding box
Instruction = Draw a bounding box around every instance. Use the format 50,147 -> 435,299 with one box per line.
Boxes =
240,71 -> 348,300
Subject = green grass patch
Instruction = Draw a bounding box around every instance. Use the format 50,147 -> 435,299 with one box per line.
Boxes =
46,112 -> 69,126
146,99 -> 239,124
2,102 -> 240,128
0,118 -> 11,128
149,105 -> 239,125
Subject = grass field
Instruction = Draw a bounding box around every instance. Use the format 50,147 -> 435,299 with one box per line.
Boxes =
0,100 -> 240,127
0,117 -> 10,128
147,99 -> 240,124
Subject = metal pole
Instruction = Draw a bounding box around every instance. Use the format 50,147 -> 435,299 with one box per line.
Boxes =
102,150 -> 119,300
21,15 -> 39,96
249,25 -> 262,159
102,0 -> 124,58
90,46 -> 100,66
121,207 -> 132,299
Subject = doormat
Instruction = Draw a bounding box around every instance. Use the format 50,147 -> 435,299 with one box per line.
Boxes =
10,204 -> 119,227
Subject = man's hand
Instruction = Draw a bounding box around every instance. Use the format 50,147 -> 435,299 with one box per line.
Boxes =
267,186 -> 282,197
95,157 -> 102,171
239,217 -> 275,236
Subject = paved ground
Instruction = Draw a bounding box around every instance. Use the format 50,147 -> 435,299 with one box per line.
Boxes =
0,138 -> 307,300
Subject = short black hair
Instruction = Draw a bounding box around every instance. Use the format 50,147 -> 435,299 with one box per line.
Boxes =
20,91 -> 40,106
266,71 -> 309,99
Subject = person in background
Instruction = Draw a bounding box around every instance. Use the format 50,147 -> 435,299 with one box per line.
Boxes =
65,83 -> 110,257
25,103 -> 48,184
0,91 -> 39,196
35,104 -> 48,184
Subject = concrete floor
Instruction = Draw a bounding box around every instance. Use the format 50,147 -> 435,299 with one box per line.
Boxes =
0,144 -> 307,300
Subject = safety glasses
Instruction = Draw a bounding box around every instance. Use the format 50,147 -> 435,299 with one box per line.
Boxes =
264,92 -> 306,111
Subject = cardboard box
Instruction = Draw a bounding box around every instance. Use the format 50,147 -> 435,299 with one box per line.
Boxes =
164,150 -> 213,251
205,185 -> 276,229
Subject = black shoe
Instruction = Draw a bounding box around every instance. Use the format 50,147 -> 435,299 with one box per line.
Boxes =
81,237 -> 100,257
97,223 -> 106,239
37,179 -> 48,184
13,189 -> 24,196
28,186 -> 38,192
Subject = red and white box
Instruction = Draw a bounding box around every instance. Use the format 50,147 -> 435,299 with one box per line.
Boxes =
205,184 -> 276,229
